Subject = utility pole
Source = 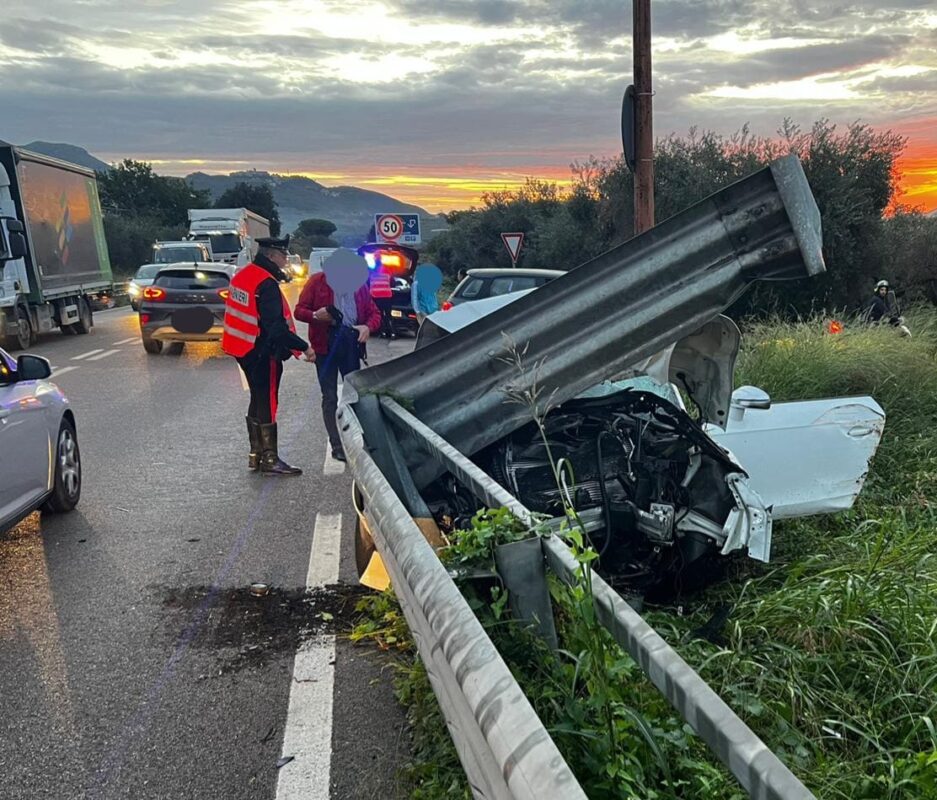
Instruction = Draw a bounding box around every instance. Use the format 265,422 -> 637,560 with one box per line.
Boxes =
633,0 -> 654,234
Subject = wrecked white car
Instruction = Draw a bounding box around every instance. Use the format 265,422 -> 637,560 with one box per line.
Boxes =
343,155 -> 884,596
414,300 -> 884,593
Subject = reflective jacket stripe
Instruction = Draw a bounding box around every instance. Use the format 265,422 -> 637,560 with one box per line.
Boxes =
226,306 -> 259,327
223,324 -> 256,343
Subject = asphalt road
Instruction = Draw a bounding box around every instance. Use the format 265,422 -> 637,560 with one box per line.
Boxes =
0,289 -> 416,800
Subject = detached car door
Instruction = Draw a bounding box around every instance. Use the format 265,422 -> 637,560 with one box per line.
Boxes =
706,393 -> 885,519
0,351 -> 53,524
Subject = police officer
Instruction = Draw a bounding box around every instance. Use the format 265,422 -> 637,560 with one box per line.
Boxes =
222,235 -> 315,475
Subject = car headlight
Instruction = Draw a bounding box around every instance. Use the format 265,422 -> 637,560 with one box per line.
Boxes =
129,283 -> 141,296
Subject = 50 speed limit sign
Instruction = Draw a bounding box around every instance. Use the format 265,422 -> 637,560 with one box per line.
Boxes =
376,214 -> 404,242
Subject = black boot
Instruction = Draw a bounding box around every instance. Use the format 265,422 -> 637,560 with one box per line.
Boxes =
247,417 -> 261,471
258,423 -> 302,476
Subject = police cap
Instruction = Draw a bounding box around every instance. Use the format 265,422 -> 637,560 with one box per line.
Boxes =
256,235 -> 290,252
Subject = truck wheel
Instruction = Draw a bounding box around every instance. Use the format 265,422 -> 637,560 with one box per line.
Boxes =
72,297 -> 93,334
4,305 -> 33,351
142,336 -> 163,354
42,418 -> 81,514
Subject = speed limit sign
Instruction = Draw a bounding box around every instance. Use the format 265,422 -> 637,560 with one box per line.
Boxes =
376,214 -> 403,242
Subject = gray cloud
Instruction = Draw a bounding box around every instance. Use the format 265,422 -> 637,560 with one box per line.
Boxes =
0,0 -> 933,207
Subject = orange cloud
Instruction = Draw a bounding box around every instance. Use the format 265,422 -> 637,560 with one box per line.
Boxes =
889,118 -> 937,213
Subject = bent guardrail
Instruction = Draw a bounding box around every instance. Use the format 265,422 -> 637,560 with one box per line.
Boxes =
366,396 -> 817,800
339,401 -> 588,800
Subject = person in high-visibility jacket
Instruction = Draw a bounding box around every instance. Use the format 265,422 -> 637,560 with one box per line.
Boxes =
222,235 -> 316,475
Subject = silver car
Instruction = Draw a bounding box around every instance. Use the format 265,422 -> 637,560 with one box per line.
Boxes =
0,348 -> 81,531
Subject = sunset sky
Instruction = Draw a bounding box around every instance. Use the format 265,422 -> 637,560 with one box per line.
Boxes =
1,0 -> 935,213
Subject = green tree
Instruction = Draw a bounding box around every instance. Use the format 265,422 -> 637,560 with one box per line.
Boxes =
429,119 -> 908,316
97,159 -> 210,226
290,218 -> 339,253
215,182 -> 281,236
96,159 -> 211,276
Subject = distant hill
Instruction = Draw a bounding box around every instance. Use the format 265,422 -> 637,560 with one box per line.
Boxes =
14,141 -> 448,244
20,141 -> 110,173
186,169 -> 447,245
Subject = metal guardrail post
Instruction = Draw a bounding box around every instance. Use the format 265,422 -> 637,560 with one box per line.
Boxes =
339,401 -> 588,800
377,397 -> 817,800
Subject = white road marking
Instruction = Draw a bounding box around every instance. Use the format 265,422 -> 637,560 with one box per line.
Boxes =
86,349 -> 121,361
72,349 -> 104,361
323,448 -> 346,476
307,513 -> 342,587
275,512 -> 342,800
114,337 -> 138,345
51,366 -> 78,377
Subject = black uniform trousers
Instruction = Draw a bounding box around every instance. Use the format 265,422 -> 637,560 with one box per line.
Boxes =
237,351 -> 284,424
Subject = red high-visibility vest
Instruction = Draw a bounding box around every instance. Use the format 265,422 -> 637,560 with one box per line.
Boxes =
222,263 -> 298,358
369,270 -> 392,299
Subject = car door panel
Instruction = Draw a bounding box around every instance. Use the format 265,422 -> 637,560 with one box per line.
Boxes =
0,381 -> 53,523
706,397 -> 885,518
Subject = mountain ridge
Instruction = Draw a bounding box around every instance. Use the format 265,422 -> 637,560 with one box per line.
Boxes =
19,142 -> 447,244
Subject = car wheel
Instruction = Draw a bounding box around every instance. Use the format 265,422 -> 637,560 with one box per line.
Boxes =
42,418 -> 81,514
167,341 -> 185,355
72,297 -> 93,335
130,300 -> 139,312
142,336 -> 163,354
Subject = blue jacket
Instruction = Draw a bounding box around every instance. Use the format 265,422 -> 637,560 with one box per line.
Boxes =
411,279 -> 440,315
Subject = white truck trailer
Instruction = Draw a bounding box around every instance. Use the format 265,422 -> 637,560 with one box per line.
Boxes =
186,208 -> 270,265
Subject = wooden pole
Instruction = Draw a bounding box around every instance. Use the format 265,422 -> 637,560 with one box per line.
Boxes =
633,0 -> 654,234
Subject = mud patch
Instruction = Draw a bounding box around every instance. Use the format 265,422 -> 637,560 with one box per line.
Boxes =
159,583 -> 369,674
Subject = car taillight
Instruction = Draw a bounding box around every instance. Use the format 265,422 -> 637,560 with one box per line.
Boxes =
139,314 -> 150,325
218,288 -> 230,300
143,286 -> 166,301
441,301 -> 453,311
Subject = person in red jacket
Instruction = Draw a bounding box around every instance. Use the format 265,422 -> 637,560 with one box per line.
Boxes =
294,251 -> 382,461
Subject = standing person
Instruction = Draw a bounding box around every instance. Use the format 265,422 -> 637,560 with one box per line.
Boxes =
222,235 -> 315,476
411,263 -> 442,325
294,250 -> 381,462
369,263 -> 395,339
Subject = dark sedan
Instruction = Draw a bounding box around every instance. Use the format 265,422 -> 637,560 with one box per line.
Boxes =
138,264 -> 230,354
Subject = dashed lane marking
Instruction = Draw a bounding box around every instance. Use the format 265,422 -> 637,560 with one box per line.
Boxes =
323,448 -> 346,476
51,366 -> 78,378
114,337 -> 138,345
275,512 -> 341,800
72,349 -> 104,361
86,349 -> 121,361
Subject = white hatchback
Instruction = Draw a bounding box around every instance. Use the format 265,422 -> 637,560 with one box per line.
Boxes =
0,348 -> 80,531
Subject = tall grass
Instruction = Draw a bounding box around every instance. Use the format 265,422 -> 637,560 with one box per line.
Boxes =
649,308 -> 937,797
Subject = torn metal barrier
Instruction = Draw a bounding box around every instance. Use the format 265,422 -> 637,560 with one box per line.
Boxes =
338,401 -> 588,800
346,155 -> 825,488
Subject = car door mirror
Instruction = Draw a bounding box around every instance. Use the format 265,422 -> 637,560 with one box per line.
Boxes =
0,217 -> 27,262
16,354 -> 52,381
732,385 -> 772,409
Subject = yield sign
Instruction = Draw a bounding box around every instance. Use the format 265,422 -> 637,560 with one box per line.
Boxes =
501,232 -> 524,265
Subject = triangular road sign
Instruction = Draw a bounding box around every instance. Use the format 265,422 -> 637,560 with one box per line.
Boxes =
501,232 -> 524,264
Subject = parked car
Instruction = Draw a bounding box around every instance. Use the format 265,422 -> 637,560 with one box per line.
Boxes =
138,264 -> 230,354
286,254 -> 307,280
415,289 -> 885,593
389,276 -> 419,335
0,348 -> 81,532
442,268 -> 564,310
128,264 -> 162,311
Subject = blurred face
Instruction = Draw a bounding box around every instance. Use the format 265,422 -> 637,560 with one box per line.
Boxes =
267,248 -> 288,269
877,286 -> 888,296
